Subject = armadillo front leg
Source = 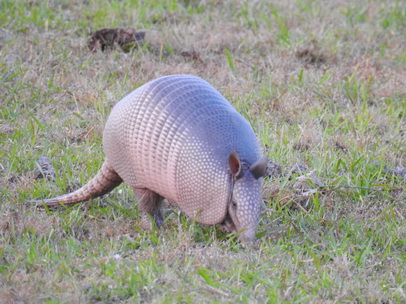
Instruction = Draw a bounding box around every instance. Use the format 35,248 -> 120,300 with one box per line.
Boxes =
133,188 -> 164,229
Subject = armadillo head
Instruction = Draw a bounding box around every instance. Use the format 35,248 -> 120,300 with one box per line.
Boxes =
223,152 -> 268,243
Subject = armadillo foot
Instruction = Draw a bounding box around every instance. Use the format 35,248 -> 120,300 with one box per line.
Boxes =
141,211 -> 164,230
133,188 -> 164,230
154,210 -> 164,228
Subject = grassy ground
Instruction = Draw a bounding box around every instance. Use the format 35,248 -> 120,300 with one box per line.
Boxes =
1,0 -> 405,303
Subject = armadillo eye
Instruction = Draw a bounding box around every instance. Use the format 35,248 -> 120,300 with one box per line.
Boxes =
232,201 -> 237,208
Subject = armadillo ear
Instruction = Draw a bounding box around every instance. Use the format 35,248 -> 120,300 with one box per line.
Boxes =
229,152 -> 243,179
249,156 -> 268,179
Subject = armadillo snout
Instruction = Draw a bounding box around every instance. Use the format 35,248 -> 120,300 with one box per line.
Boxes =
238,228 -> 257,243
227,173 -> 263,242
222,214 -> 257,242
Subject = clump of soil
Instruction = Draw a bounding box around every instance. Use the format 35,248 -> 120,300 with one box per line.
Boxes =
87,28 -> 146,52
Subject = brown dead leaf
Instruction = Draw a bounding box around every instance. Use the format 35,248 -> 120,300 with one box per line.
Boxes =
87,28 -> 146,52
296,49 -> 326,65
296,40 -> 326,66
180,50 -> 202,62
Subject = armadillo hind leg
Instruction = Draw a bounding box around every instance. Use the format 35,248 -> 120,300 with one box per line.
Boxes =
30,161 -> 123,207
133,188 -> 164,230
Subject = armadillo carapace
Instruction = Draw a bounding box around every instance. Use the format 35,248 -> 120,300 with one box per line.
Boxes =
30,75 -> 268,242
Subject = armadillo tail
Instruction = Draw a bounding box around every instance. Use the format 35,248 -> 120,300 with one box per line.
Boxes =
28,160 -> 123,207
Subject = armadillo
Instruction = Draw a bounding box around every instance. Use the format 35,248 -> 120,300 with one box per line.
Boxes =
29,75 -> 268,242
